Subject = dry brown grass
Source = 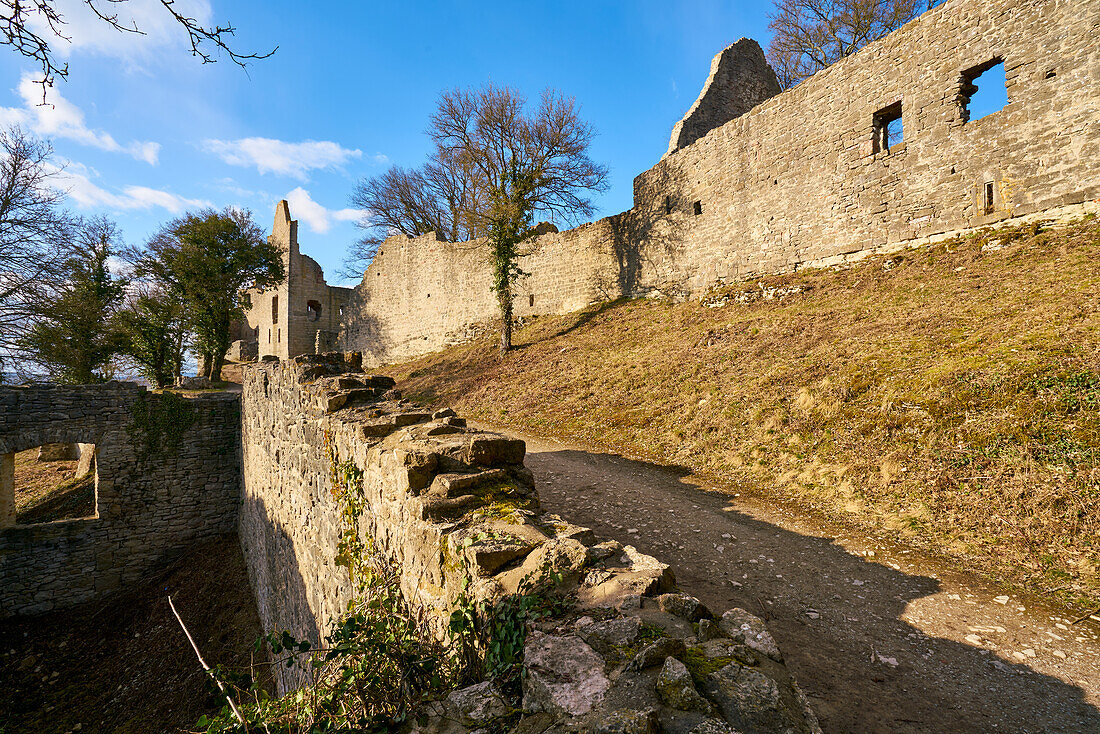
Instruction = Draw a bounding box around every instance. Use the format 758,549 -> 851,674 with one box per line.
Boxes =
14,449 -> 95,523
387,217 -> 1100,606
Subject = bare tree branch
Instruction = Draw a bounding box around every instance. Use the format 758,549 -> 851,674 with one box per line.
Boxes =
766,0 -> 936,88
0,0 -> 276,102
0,125 -> 76,379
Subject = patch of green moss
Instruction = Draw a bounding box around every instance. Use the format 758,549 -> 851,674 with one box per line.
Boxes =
682,647 -> 734,685
638,622 -> 666,646
470,497 -> 532,524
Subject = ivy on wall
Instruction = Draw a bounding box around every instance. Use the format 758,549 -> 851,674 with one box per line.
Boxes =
127,391 -> 196,461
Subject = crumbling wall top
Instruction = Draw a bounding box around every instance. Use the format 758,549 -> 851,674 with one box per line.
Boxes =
666,37 -> 781,156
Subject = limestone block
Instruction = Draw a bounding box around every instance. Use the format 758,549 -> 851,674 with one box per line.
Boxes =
718,608 -> 783,662
522,631 -> 611,717
657,656 -> 712,712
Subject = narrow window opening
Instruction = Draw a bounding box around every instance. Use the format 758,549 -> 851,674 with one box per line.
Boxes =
268,329 -> 271,344
872,101 -> 903,153
426,293 -> 430,299
529,294 -> 535,307
277,328 -> 281,344
306,300 -> 322,322
983,181 -> 995,214
693,201 -> 703,216
3,444 -> 98,526
663,195 -> 673,215
271,295 -> 279,324
960,59 -> 1008,123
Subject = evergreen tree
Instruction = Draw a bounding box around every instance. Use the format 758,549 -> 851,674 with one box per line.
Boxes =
117,288 -> 187,388
21,217 -> 126,383
130,207 -> 284,381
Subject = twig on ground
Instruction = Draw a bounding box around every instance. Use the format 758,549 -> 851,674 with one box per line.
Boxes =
1070,606 -> 1100,625
169,595 -> 248,730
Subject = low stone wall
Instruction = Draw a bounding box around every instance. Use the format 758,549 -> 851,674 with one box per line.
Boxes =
0,383 -> 241,617
239,354 -> 821,731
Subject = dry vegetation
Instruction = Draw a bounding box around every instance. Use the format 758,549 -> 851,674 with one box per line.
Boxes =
389,217 -> 1100,608
0,537 -> 267,734
13,449 -> 95,524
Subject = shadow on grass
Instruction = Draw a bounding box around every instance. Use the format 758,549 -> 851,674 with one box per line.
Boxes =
525,446 -> 1100,734
513,298 -> 632,351
16,472 -> 95,524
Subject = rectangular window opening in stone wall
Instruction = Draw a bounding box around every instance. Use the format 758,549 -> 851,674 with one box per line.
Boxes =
984,181 -> 996,214
960,58 -> 1008,123
529,294 -> 535,307
271,294 -> 279,324
693,201 -> 703,216
872,101 -> 903,154
664,195 -> 673,215
1,443 -> 98,528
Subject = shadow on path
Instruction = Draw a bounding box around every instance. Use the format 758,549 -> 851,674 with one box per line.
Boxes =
525,445 -> 1100,734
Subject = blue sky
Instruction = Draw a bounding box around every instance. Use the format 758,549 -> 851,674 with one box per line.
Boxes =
0,1 -> 777,285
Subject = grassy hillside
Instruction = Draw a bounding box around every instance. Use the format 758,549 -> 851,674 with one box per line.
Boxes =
388,217 -> 1100,607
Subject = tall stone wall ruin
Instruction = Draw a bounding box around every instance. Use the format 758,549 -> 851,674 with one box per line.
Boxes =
342,0 -> 1100,365
236,201 -> 352,362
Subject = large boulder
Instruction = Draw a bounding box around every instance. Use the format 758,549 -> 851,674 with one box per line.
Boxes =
703,663 -> 800,734
522,631 -> 611,717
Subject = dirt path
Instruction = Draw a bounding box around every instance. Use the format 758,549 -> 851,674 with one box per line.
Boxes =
501,428 -> 1100,734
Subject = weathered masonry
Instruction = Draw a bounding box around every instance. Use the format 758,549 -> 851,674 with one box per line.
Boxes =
341,0 -> 1100,364
0,383 -> 240,616
237,354 -> 822,731
229,201 -> 353,366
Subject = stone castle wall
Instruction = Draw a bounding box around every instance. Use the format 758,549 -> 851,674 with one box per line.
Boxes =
0,384 -> 240,617
239,353 -> 553,691
342,0 -> 1100,364
236,355 -> 821,732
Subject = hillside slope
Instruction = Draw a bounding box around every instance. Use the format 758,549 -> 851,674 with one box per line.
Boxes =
389,218 -> 1100,607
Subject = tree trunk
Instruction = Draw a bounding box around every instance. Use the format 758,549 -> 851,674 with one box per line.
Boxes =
498,280 -> 513,353
210,348 -> 226,382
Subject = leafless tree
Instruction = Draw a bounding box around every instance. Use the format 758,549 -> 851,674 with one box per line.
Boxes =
766,0 -> 934,88
0,0 -> 275,99
0,126 -> 75,378
344,150 -> 482,277
351,84 -> 607,352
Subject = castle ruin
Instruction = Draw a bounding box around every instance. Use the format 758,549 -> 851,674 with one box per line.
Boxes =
227,201 -> 352,370
232,0 -> 1100,367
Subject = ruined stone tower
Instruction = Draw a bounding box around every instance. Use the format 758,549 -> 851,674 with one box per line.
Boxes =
231,201 -> 352,363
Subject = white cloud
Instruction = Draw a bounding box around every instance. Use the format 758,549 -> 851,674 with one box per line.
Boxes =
25,0 -> 214,62
0,73 -> 160,163
50,161 -> 210,213
202,137 -> 362,180
285,187 -> 363,234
